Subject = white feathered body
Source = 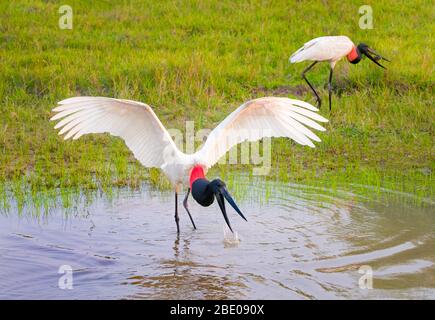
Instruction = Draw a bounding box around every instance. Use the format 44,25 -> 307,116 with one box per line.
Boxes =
290,36 -> 355,68
160,153 -> 202,189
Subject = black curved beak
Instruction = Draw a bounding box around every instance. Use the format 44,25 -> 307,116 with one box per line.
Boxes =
214,186 -> 247,232
363,47 -> 390,69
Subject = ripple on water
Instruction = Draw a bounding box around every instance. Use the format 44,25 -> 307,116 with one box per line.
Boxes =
0,177 -> 434,299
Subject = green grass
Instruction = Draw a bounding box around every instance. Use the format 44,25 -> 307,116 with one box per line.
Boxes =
0,0 -> 434,205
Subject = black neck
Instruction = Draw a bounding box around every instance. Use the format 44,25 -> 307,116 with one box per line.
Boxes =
191,178 -> 214,207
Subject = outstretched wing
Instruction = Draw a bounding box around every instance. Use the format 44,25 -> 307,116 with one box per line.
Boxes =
196,97 -> 328,169
50,97 -> 180,168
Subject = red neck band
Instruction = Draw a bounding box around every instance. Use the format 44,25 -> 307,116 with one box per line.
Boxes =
347,46 -> 359,62
189,166 -> 205,189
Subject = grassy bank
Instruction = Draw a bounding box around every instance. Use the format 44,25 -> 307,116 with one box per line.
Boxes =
0,0 -> 433,204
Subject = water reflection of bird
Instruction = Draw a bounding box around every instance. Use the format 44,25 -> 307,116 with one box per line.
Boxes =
51,97 -> 328,233
290,36 -> 390,110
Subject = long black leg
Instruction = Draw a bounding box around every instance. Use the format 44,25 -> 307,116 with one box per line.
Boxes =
301,61 -> 321,108
183,188 -> 197,230
174,192 -> 180,233
328,68 -> 333,111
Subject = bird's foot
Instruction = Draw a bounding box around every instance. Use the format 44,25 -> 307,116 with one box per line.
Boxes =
316,99 -> 322,109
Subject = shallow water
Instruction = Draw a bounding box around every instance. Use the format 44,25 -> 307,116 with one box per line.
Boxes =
0,179 -> 434,299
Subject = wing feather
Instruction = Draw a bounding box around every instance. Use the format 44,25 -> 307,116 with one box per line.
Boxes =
51,97 -> 180,168
196,97 -> 328,169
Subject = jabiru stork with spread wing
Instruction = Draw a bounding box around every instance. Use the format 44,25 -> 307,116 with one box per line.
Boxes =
51,97 -> 328,233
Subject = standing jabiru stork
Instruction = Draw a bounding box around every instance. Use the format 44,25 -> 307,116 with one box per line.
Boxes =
290,36 -> 390,110
51,97 -> 328,234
